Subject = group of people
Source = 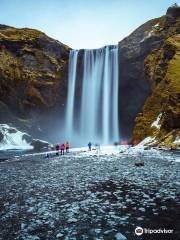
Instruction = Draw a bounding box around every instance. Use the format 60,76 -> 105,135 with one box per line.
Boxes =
55,141 -> 70,155
46,141 -> 70,158
46,141 -> 98,159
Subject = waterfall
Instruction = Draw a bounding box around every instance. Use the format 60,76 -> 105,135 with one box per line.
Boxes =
65,50 -> 78,138
65,45 -> 119,146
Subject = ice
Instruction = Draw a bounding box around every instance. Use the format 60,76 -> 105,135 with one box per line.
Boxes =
0,124 -> 33,150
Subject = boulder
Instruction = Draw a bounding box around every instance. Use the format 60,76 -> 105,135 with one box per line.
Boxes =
135,161 -> 145,167
31,139 -> 49,151
0,131 -> 4,142
166,4 -> 180,18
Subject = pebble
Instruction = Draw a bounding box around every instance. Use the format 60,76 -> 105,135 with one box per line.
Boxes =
0,148 -> 179,239
139,207 -> 145,212
67,218 -> 78,223
56,233 -> 64,238
115,232 -> 127,240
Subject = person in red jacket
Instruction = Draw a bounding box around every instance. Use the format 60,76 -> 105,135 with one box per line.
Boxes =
60,143 -> 65,155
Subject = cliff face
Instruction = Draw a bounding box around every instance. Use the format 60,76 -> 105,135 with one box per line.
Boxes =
0,25 -> 70,139
118,17 -> 162,138
132,6 -> 180,148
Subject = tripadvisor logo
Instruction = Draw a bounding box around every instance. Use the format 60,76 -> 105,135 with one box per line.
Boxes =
135,227 -> 143,236
135,226 -> 174,236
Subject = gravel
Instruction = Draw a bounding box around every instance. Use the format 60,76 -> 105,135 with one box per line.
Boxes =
0,149 -> 179,239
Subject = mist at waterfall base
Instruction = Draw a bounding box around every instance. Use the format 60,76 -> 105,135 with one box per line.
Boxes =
63,45 -> 119,147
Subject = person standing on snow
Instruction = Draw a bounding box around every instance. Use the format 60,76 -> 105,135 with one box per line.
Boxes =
88,142 -> 92,151
60,143 -> 65,155
65,141 -> 70,153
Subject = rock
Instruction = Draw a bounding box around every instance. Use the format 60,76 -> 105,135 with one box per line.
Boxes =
104,230 -> 113,235
25,235 -> 40,240
161,206 -> 167,211
21,223 -> 26,229
135,161 -> 144,167
31,139 -> 49,151
115,232 -> 127,240
0,131 -> 3,142
67,217 -> 77,223
0,123 -> 49,150
22,134 -> 33,143
138,207 -> 146,212
56,233 -> 64,238
166,4 -> 180,18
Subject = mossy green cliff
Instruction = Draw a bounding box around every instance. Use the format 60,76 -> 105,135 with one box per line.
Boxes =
132,6 -> 180,148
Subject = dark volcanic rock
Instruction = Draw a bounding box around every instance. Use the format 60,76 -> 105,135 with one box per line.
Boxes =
118,17 -> 161,139
0,150 -> 179,239
0,131 -> 3,142
31,139 -> 49,151
166,4 -> 180,18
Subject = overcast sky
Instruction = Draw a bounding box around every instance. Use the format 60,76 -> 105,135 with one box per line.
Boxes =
0,0 -> 179,49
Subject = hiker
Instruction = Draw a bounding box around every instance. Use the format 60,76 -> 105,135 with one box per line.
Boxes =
55,144 -> 59,156
88,142 -> 92,151
65,141 -> 70,153
60,143 -> 65,155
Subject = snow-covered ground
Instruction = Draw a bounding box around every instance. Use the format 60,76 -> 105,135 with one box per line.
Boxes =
0,146 -> 179,239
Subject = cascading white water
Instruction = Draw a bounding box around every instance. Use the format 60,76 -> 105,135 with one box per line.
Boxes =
65,50 -> 78,138
65,45 -> 119,146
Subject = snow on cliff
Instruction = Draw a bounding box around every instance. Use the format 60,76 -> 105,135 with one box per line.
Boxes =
0,124 -> 48,150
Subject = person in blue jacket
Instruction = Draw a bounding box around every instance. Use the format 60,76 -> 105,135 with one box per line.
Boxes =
88,142 -> 92,151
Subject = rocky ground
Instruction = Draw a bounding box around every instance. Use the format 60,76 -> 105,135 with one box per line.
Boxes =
0,147 -> 180,240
